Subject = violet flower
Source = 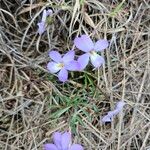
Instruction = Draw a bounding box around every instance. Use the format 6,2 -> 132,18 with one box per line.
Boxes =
44,132 -> 84,150
37,9 -> 53,35
74,35 -> 109,70
101,101 -> 125,123
47,50 -> 80,82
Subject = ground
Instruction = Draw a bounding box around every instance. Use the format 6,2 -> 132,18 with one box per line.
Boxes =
0,0 -> 150,150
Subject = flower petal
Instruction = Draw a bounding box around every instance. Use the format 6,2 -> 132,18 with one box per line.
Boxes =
77,53 -> 90,70
101,115 -> 112,123
46,9 -> 53,16
90,53 -> 105,68
47,62 -> 61,73
49,51 -> 62,63
41,9 -> 47,22
37,21 -> 46,35
74,35 -> 94,52
101,101 -> 125,123
61,132 -> 71,150
58,68 -> 68,82
116,101 -> 125,110
65,61 -> 80,71
94,39 -> 109,51
44,144 -> 58,150
63,50 -> 75,64
53,132 -> 62,149
108,101 -> 125,116
107,110 -> 119,117
70,144 -> 84,150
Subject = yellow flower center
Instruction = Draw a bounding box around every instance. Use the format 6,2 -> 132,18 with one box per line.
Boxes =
90,50 -> 96,56
57,63 -> 64,68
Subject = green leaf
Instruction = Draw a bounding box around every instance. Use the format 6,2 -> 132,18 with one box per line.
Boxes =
109,0 -> 125,17
51,106 -> 71,118
80,0 -> 85,5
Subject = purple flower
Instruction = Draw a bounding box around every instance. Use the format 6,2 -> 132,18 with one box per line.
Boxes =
37,9 -> 53,35
44,132 -> 84,150
47,50 -> 80,82
101,101 -> 125,123
74,35 -> 109,70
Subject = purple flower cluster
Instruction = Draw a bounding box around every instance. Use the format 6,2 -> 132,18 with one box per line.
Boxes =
44,131 -> 83,150
47,35 -> 109,82
101,101 -> 125,123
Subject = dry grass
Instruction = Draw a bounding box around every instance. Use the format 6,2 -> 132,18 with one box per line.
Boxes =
0,0 -> 150,150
